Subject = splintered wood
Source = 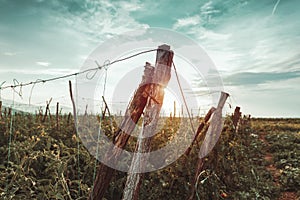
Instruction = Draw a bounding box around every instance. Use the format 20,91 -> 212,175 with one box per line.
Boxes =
188,92 -> 229,200
185,107 -> 216,156
123,45 -> 173,200
89,61 -> 155,200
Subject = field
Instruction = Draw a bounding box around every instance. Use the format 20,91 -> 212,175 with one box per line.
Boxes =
0,112 -> 299,200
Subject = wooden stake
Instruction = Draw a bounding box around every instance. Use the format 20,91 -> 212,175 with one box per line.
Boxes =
38,107 -> 42,122
185,106 -> 216,156
8,107 -> 11,117
188,92 -> 229,200
101,96 -> 111,119
232,106 -> 242,131
69,81 -> 77,128
84,104 -> 88,116
42,98 -> 52,123
67,112 -> 71,125
56,102 -> 59,130
123,44 -> 174,200
0,101 -> 2,119
89,62 -> 155,200
173,101 -> 176,118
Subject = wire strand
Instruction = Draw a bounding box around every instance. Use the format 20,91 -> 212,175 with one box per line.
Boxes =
172,61 -> 196,134
0,49 -> 158,91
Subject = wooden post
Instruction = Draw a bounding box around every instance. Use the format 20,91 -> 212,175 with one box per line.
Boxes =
173,101 -> 176,118
188,92 -> 229,200
4,107 -> 7,118
8,107 -> 11,117
67,112 -> 72,125
69,81 -> 77,128
89,62 -> 155,200
101,96 -> 111,119
42,98 -> 52,123
0,101 -> 2,119
37,107 -> 42,122
84,104 -> 88,116
56,102 -> 59,130
232,106 -> 241,131
185,106 -> 216,156
181,104 -> 184,117
43,102 -> 48,123
123,44 -> 174,200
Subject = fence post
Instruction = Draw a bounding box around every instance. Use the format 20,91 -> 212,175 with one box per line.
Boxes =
69,80 -> 78,128
188,92 -> 229,200
122,44 -> 174,200
232,106 -> 242,132
101,96 -> 111,119
89,62 -> 155,200
0,101 -> 2,119
67,112 -> 71,125
173,101 -> 176,118
185,106 -> 216,156
56,102 -> 59,130
42,98 -> 52,123
8,107 -> 11,117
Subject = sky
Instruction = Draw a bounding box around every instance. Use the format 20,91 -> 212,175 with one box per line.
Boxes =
0,0 -> 299,117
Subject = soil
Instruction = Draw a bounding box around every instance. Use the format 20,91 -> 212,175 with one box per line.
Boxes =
278,192 -> 299,200
259,131 -> 298,200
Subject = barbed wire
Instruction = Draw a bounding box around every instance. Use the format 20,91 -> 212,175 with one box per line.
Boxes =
172,61 -> 196,134
0,48 -> 158,91
0,47 -> 227,116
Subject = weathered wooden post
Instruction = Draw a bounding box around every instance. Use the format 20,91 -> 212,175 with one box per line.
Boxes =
69,80 -> 78,131
173,101 -> 176,118
0,101 -> 2,119
89,62 -> 155,200
232,106 -> 241,126
67,112 -> 72,125
8,107 -> 11,117
122,45 -> 173,200
101,96 -> 111,120
188,92 -> 229,200
4,107 -> 7,118
185,106 -> 216,156
56,102 -> 59,130
232,106 -> 242,132
84,104 -> 88,116
42,98 -> 52,123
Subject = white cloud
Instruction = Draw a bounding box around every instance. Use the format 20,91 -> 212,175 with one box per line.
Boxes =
201,1 -> 213,12
173,16 -> 201,29
225,76 -> 300,117
36,61 -> 51,67
119,1 -> 142,11
3,52 -> 17,56
47,0 -> 149,45
0,68 -> 77,76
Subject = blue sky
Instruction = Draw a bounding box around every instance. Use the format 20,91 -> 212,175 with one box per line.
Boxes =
0,0 -> 299,117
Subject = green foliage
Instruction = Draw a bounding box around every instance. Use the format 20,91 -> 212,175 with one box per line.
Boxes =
0,113 -> 94,199
0,113 -> 299,199
265,129 -> 300,194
